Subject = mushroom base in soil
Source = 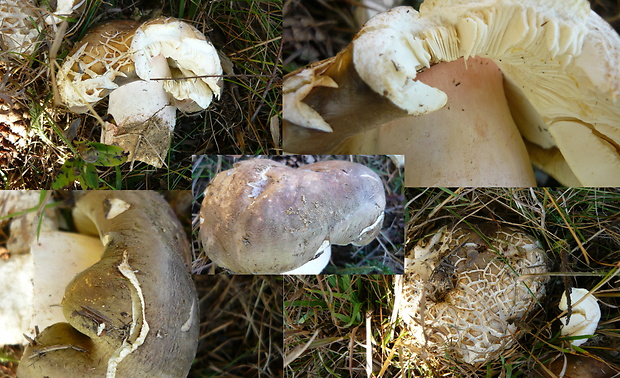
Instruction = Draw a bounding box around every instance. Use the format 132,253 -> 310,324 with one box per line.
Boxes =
397,224 -> 548,366
103,54 -> 176,168
199,159 -> 386,274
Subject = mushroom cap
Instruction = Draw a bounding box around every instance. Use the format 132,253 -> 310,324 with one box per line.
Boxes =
18,191 -> 198,378
57,20 -> 141,113
398,223 -> 548,365
199,159 -> 386,274
58,17 -> 223,114
132,17 -> 223,113
283,0 -> 620,186
0,0 -> 41,55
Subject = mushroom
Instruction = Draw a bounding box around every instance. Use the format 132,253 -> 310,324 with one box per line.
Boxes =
17,191 -> 198,378
29,228 -> 103,333
538,353 -> 620,378
199,158 -> 386,274
283,0 -> 620,186
396,223 -> 548,365
559,288 -> 601,347
57,17 -> 223,167
0,0 -> 42,55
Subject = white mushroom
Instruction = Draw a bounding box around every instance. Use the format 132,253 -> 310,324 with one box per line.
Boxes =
131,17 -> 223,113
199,159 -> 386,274
57,17 -> 223,167
397,224 -> 548,365
30,230 -> 102,332
559,288 -> 601,347
283,0 -> 620,186
0,191 -> 56,345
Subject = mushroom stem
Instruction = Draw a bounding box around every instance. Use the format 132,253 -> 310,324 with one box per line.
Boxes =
351,57 -> 536,186
104,54 -> 176,167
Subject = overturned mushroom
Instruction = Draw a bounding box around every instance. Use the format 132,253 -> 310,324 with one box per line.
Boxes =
396,223 -> 548,365
57,17 -> 222,167
283,0 -> 620,186
18,191 -> 198,378
199,159 -> 386,274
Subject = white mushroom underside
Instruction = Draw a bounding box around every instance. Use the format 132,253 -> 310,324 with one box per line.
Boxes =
31,232 -> 103,332
282,241 -> 332,275
132,20 -> 223,112
559,288 -> 601,346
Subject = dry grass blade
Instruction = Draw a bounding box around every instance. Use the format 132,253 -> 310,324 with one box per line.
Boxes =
284,275 -> 396,377
283,330 -> 319,367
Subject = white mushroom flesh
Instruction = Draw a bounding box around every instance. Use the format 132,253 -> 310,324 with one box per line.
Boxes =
131,18 -> 223,112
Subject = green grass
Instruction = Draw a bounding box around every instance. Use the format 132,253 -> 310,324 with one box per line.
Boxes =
284,275 -> 395,377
